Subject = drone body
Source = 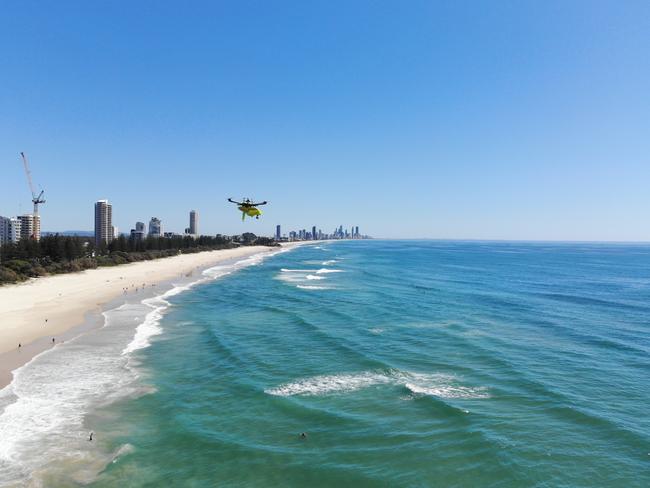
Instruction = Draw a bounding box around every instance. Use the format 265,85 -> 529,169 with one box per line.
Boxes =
228,198 -> 268,220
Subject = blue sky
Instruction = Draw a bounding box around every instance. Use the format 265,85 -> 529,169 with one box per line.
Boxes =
1,1 -> 649,240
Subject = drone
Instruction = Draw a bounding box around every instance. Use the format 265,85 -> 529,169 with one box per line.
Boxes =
228,198 -> 268,221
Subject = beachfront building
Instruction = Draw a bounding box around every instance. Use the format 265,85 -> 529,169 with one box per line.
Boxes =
148,217 -> 162,237
18,214 -> 41,241
0,216 -> 22,245
312,226 -> 317,240
276,225 -> 281,240
94,200 -> 113,246
189,210 -> 198,236
130,221 -> 146,240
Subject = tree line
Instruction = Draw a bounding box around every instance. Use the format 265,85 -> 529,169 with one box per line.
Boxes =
0,233 -> 276,285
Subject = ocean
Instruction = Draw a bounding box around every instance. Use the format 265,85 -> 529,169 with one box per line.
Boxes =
0,240 -> 648,487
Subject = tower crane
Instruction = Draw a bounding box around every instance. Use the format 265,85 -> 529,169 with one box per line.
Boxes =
20,152 -> 45,215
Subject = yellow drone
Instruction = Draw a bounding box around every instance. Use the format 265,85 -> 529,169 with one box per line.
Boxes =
228,198 -> 268,221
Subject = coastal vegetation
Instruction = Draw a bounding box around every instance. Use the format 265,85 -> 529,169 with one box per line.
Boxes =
0,233 -> 277,285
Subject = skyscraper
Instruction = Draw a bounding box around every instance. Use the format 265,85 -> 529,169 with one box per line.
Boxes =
355,226 -> 359,238
130,221 -> 146,240
276,225 -> 281,240
94,200 -> 113,246
189,210 -> 198,236
148,217 -> 162,237
312,226 -> 317,240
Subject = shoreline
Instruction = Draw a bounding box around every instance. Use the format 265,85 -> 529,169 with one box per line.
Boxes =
0,243 -> 303,389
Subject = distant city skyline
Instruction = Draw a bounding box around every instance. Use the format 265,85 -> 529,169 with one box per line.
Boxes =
1,2 -> 649,241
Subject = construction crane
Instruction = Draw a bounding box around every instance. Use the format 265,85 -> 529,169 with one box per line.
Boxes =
20,152 -> 45,215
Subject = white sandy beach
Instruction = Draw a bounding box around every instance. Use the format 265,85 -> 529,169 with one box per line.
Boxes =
0,245 -> 292,388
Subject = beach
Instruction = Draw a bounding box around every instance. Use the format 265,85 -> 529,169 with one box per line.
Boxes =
0,245 -> 292,388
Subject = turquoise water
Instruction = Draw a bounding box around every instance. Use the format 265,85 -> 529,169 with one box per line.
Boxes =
88,241 -> 650,487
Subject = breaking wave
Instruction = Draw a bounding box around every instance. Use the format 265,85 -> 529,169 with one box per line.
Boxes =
265,370 -> 489,399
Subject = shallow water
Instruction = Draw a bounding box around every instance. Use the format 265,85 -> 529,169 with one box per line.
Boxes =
2,241 -> 650,487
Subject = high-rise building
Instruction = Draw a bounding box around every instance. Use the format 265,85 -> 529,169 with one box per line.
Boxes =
276,225 -> 281,240
189,210 -> 198,236
312,226 -> 317,240
0,216 -> 21,245
94,200 -> 113,246
355,226 -> 359,238
130,221 -> 146,240
148,217 -> 162,237
18,214 -> 41,241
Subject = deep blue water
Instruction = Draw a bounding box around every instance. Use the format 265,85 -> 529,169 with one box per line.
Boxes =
90,240 -> 650,487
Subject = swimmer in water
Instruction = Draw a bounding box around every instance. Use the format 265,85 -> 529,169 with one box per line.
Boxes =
300,432 -> 307,439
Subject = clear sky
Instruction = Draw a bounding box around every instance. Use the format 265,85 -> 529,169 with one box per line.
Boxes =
1,1 -> 649,240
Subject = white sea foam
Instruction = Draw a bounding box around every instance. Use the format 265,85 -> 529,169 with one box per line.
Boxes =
316,268 -> 343,274
322,260 -> 337,265
404,383 -> 489,399
280,268 -> 342,274
265,370 -> 489,399
277,265 -> 342,289
265,372 -> 392,396
121,298 -> 166,355
306,274 -> 326,280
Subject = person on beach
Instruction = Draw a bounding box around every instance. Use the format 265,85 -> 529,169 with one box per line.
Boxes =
89,432 -> 93,441
52,338 -> 55,344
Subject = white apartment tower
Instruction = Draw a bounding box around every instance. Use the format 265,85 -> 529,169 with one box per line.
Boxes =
0,216 -> 22,245
94,200 -> 113,246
